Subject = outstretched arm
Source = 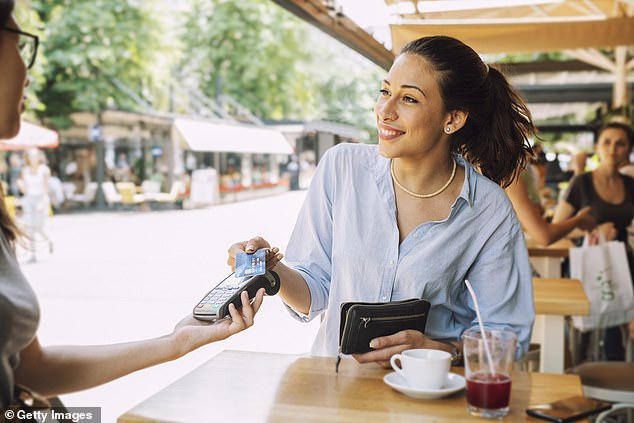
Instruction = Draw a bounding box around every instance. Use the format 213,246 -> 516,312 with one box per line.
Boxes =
14,289 -> 264,397
507,177 -> 595,245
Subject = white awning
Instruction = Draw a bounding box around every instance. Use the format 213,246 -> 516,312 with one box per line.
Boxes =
0,121 -> 59,151
173,118 -> 293,155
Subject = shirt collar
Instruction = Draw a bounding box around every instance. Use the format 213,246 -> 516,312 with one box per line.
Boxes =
454,154 -> 476,208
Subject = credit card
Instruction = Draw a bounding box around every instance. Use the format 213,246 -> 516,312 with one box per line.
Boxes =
235,249 -> 266,278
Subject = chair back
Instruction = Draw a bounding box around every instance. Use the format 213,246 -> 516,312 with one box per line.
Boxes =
570,361 -> 634,403
84,182 -> 98,201
116,182 -> 137,204
142,180 -> 161,194
62,182 -> 76,198
168,181 -> 182,197
594,403 -> 634,423
101,182 -> 121,205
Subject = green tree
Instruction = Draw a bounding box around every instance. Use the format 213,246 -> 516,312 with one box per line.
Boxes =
305,35 -> 385,142
27,0 -> 172,128
180,0 -> 383,138
14,2 -> 46,118
180,0 -> 314,120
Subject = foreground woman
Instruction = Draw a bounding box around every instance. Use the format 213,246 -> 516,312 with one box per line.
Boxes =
229,35 -> 536,366
0,1 -> 264,411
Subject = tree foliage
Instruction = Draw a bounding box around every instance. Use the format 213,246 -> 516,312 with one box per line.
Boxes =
180,0 -> 382,138
179,0 -> 315,120
17,0 -> 382,139
302,35 -> 384,142
24,0 -> 170,128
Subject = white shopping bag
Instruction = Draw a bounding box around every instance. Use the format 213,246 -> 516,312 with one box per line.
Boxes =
570,235 -> 634,331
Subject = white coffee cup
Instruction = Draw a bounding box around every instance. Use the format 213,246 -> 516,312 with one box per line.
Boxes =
390,349 -> 451,390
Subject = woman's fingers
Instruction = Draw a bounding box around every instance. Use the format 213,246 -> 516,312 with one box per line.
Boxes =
266,249 -> 284,270
227,241 -> 248,269
226,303 -> 246,331
241,289 -> 265,324
228,238 -> 282,271
228,237 -> 283,272
245,236 -> 271,253
225,289 -> 266,331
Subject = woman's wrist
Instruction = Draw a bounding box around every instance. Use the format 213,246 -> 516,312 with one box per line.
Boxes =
427,339 -> 462,366
447,341 -> 464,366
168,330 -> 193,360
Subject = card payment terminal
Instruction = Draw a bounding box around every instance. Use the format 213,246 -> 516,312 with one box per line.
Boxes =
193,271 -> 280,321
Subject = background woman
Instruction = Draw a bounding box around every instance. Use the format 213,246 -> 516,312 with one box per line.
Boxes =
17,147 -> 52,262
553,121 -> 634,360
0,1 -> 264,411
229,35 -> 536,366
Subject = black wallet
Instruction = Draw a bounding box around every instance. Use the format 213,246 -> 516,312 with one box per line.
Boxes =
337,298 -> 431,358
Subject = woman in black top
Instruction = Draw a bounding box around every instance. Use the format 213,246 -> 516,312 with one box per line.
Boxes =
554,122 -> 634,245
553,121 -> 634,360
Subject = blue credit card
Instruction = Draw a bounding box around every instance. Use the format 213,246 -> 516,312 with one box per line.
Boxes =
235,249 -> 266,278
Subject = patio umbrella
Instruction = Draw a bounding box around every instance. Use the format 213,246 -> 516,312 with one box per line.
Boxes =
0,121 -> 60,151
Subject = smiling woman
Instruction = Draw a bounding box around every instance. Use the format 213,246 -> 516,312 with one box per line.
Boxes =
228,35 -> 538,367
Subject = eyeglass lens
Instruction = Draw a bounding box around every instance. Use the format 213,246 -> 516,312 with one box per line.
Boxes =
18,35 -> 35,68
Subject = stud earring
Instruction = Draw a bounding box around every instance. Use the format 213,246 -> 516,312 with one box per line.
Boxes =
445,127 -> 451,133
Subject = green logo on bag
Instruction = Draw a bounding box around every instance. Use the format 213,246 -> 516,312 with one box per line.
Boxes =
597,269 -> 614,301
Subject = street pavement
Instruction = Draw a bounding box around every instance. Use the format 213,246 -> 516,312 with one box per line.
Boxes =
21,190 -> 320,422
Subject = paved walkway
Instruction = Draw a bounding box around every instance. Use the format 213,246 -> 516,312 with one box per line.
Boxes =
21,190 -> 320,422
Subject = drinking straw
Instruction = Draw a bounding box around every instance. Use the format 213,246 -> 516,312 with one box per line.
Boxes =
464,279 -> 496,375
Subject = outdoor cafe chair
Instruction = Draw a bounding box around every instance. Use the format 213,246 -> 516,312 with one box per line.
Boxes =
101,181 -> 122,208
568,330 -> 634,422
142,180 -> 183,208
115,182 -> 145,205
67,182 -> 98,207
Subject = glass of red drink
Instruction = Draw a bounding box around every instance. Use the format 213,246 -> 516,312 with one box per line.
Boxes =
463,328 -> 517,418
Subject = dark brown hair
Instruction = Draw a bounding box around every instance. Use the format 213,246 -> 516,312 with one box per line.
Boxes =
596,121 -> 634,150
0,0 -> 14,27
0,0 -> 24,249
400,36 -> 535,187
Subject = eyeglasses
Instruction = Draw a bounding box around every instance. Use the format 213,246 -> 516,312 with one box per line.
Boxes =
1,27 -> 39,69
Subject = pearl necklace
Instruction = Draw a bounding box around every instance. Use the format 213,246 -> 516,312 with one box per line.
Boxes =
390,157 -> 457,199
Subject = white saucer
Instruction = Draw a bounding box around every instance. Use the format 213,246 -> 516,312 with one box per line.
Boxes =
383,372 -> 466,400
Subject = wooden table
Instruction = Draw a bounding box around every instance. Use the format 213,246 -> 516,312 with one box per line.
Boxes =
527,237 -> 574,279
118,350 -> 584,423
532,278 -> 589,374
526,237 -> 583,374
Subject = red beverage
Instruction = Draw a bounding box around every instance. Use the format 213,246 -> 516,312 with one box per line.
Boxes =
466,373 -> 512,409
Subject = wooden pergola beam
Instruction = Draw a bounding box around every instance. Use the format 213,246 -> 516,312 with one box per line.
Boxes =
270,0 -> 394,70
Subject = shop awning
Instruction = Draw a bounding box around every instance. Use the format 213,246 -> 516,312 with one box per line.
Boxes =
0,121 -> 60,151
173,118 -> 293,155
390,17 -> 634,55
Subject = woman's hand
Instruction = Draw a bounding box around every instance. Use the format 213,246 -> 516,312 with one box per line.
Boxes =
599,222 -> 618,241
352,330 -> 449,368
171,289 -> 265,357
629,317 -> 634,340
587,222 -> 618,245
227,236 -> 284,271
574,207 -> 596,232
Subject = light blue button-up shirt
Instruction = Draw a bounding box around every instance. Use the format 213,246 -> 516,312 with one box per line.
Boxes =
284,143 -> 534,357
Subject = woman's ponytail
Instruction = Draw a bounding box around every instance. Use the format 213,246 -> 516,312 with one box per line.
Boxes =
461,66 -> 535,187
